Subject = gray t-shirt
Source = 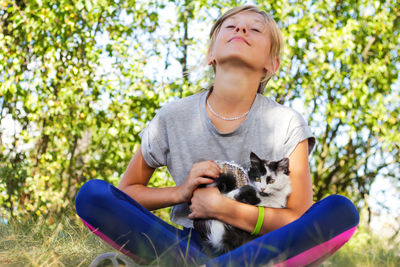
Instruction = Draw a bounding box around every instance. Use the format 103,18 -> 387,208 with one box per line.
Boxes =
140,90 -> 315,228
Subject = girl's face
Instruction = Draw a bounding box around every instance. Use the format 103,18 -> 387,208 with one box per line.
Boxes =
210,11 -> 272,75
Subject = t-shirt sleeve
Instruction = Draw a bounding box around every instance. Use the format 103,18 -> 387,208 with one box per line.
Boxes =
139,111 -> 169,168
283,111 -> 316,158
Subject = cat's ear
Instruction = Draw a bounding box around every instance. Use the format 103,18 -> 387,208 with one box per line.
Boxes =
277,158 -> 290,174
250,152 -> 262,167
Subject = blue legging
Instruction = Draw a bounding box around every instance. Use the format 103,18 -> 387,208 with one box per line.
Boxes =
75,179 -> 359,266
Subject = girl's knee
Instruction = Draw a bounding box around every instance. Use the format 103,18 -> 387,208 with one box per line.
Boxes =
79,179 -> 109,198
323,194 -> 355,209
75,179 -> 112,216
320,194 -> 360,225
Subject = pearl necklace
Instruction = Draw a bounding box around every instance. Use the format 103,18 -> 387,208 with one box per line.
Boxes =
206,99 -> 250,121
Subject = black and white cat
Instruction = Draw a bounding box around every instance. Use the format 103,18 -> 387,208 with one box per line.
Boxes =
193,152 -> 291,254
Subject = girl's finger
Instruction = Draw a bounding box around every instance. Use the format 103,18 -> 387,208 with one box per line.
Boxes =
197,177 -> 216,185
203,168 -> 221,178
192,168 -> 219,179
206,161 -> 222,173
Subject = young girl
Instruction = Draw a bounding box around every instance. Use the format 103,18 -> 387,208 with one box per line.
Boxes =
76,5 -> 359,266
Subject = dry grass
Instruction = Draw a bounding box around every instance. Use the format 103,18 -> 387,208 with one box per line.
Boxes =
0,212 -> 110,266
1,212 -> 399,267
323,226 -> 400,267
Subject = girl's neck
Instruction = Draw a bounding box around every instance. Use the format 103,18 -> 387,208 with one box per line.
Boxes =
208,65 -> 261,114
205,66 -> 262,133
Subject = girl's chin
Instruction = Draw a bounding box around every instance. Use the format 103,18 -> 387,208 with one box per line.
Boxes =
216,55 -> 262,70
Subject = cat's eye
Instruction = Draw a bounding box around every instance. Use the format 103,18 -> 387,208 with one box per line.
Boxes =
268,178 -> 275,184
256,178 -> 260,182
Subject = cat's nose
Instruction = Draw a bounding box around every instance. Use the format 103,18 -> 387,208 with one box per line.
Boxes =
261,188 -> 265,192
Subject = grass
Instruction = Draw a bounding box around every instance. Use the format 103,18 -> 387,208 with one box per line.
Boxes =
1,211 -> 399,266
323,226 -> 400,267
0,212 -> 110,266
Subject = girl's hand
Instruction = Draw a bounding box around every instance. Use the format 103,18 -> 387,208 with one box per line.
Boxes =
176,160 -> 221,203
188,187 -> 224,219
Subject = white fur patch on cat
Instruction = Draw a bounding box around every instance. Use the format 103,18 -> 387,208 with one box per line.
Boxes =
208,220 -> 226,252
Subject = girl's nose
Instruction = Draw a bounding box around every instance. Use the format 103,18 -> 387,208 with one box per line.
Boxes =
235,22 -> 247,34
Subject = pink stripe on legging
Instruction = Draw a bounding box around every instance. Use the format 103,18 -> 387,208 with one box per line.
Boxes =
81,218 -> 149,265
274,226 -> 357,267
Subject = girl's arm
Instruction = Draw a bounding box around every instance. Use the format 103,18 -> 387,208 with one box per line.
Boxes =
188,139 -> 313,234
119,146 -> 221,211
118,146 -> 178,210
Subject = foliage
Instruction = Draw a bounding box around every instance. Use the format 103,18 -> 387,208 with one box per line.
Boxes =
0,0 -> 399,226
0,0 -> 163,219
260,0 -> 400,216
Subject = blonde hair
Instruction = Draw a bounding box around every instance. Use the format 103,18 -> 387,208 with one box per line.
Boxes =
207,5 -> 284,94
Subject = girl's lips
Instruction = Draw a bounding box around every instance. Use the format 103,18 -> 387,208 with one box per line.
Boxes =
229,36 -> 250,45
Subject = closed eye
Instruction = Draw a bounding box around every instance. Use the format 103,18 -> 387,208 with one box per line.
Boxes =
226,25 -> 235,29
251,28 -> 261,32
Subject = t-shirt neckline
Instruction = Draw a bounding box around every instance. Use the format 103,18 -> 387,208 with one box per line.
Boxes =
200,89 -> 260,137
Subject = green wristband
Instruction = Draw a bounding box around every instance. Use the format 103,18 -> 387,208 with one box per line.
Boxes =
251,206 -> 265,236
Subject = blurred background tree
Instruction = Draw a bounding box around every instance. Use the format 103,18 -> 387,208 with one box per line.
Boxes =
0,0 -> 164,219
1,0 -> 399,230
